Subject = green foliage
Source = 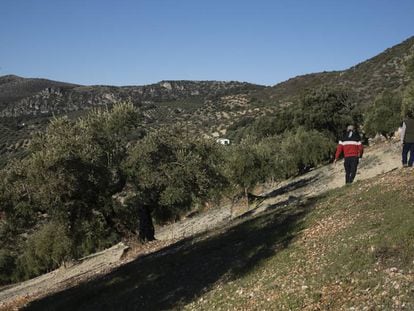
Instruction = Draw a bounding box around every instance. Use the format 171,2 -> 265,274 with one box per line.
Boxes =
0,249 -> 16,285
227,87 -> 361,143
0,103 -> 140,282
402,82 -> 414,117
225,128 -> 335,194
224,136 -> 273,192
15,222 -> 73,280
364,91 -> 402,137
124,127 -> 228,223
279,127 -> 336,175
294,87 -> 362,140
405,56 -> 414,80
227,111 -> 294,143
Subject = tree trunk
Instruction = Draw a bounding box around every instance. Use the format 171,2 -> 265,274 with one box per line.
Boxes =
137,205 -> 155,242
244,187 -> 249,211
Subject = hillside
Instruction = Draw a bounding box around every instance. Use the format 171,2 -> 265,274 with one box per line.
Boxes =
0,75 -> 79,108
263,36 -> 414,106
0,79 -> 265,167
1,36 -> 413,168
1,141 -> 412,310
0,78 -> 263,117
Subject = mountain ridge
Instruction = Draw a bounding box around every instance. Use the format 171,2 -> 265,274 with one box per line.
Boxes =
0,77 -> 264,117
266,35 -> 414,105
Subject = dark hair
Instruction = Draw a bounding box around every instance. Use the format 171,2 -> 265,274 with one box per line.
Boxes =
407,110 -> 414,118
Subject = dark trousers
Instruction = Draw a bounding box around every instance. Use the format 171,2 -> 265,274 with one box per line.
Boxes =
402,143 -> 414,167
344,156 -> 359,184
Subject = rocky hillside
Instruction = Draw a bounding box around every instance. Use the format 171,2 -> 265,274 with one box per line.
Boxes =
0,77 -> 263,117
0,75 -> 79,109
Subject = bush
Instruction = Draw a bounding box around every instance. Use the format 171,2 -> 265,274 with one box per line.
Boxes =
0,249 -> 16,285
227,112 -> 294,143
15,222 -> 73,280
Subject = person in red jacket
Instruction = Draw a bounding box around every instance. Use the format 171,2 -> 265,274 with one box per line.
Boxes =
334,125 -> 364,184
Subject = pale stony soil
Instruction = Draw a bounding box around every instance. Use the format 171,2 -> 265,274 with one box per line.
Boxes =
0,243 -> 128,308
254,139 -> 402,215
0,140 -> 403,310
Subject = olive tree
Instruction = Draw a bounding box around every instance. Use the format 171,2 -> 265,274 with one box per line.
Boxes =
294,87 -> 362,140
0,103 -> 140,280
124,128 -> 228,242
224,136 -> 275,208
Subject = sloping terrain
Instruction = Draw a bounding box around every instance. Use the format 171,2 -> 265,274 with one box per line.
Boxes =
0,140 -> 409,310
263,36 -> 414,106
0,78 -> 263,117
0,75 -> 78,108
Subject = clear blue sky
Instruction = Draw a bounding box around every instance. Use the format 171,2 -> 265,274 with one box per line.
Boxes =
1,0 -> 413,86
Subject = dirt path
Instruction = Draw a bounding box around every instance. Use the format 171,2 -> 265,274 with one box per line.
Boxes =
0,141 -> 403,309
254,140 -> 401,214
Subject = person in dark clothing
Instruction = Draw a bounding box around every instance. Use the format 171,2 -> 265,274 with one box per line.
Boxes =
400,111 -> 414,167
334,125 -> 364,184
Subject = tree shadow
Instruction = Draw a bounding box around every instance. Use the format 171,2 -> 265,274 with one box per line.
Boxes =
264,175 -> 319,199
25,199 -> 317,311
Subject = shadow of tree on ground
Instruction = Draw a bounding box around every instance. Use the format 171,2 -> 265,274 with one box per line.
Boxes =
264,175 -> 319,199
25,198 -> 318,311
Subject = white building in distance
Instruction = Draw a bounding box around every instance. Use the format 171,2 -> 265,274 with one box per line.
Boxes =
216,138 -> 230,145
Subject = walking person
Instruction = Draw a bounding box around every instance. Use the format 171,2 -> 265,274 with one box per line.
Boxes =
334,125 -> 364,184
400,111 -> 414,167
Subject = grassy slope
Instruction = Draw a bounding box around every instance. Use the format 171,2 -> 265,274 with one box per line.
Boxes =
21,169 -> 414,310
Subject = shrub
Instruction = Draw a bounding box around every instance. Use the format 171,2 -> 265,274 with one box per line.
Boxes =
0,249 -> 16,285
15,222 -> 73,280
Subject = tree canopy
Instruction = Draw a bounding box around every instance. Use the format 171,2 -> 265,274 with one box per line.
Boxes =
124,127 -> 228,241
0,103 -> 140,281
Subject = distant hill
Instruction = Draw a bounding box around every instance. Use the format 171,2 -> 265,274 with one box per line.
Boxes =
0,75 -> 79,108
0,78 -> 264,117
263,36 -> 414,105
